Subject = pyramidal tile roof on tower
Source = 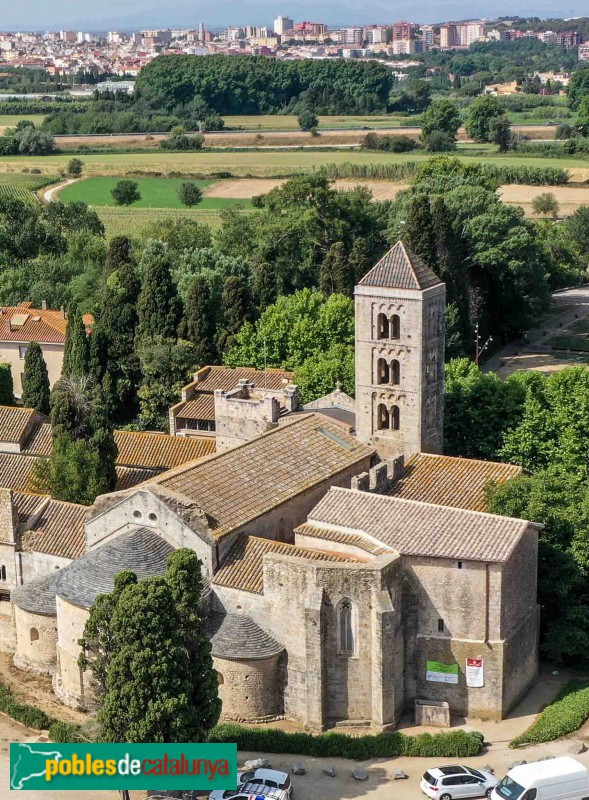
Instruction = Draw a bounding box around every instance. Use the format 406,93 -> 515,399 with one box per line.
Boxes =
357,241 -> 443,290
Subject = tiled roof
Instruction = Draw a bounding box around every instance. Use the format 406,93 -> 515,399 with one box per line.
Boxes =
0,452 -> 41,493
152,414 -> 374,539
11,573 -> 58,616
387,454 -> 523,512
22,421 -> 52,456
190,365 -> 293,394
175,395 -> 215,422
115,466 -> 159,491
213,534 -> 356,594
206,613 -> 284,660
0,406 -> 44,445
18,493 -> 87,559
295,523 -> 388,556
357,241 -> 442,290
114,430 -> 216,469
0,305 -> 93,344
308,487 -> 536,563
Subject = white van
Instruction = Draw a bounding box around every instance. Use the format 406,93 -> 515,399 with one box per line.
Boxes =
491,757 -> 589,800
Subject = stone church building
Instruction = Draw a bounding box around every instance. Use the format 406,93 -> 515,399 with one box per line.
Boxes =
0,242 -> 541,730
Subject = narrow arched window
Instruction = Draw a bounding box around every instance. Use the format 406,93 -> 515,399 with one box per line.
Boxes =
0,565 -> 6,582
377,313 -> 389,340
391,314 -> 401,339
338,598 -> 355,655
377,403 -> 389,430
30,628 -> 39,643
377,358 -> 390,385
391,405 -> 400,431
216,671 -> 224,685
391,359 -> 400,385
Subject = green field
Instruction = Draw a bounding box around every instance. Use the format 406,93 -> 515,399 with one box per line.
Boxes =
0,171 -> 57,204
2,150 -> 589,179
96,206 -> 233,238
58,177 -> 253,209
0,114 -> 46,129
223,114 -> 417,130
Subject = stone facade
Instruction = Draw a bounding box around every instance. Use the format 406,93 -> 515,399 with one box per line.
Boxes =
213,654 -> 284,722
13,606 -> 57,675
215,382 -> 281,453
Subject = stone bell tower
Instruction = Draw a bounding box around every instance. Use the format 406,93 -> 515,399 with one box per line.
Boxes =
355,241 -> 446,460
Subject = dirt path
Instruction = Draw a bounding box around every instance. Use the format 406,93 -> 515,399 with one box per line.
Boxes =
42,178 -> 77,203
501,183 -> 589,216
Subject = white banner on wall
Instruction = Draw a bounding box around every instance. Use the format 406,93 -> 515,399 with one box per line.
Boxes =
466,657 -> 484,688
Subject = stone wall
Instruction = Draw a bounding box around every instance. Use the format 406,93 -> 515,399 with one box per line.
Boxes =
0,603 -> 15,652
214,654 -> 283,721
13,606 -> 57,675
214,384 -> 280,453
54,597 -> 92,709
20,552 -> 71,585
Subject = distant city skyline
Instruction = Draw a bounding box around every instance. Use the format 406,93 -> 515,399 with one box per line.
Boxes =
2,1 -> 589,33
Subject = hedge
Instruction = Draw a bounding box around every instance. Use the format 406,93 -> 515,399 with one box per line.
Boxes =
0,682 -> 54,730
210,723 -> 484,759
510,681 -> 589,747
48,720 -> 84,743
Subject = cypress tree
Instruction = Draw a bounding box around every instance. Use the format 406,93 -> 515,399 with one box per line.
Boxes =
319,242 -> 353,297
404,194 -> 437,268
105,235 -> 132,275
89,385 -> 118,494
136,241 -> 182,342
348,236 -> 374,283
218,276 -> 251,354
62,306 -> 90,378
22,341 -> 50,415
252,260 -> 278,311
0,364 -> 15,406
184,275 -> 217,366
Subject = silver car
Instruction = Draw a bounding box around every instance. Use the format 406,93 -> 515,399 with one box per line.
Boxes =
421,765 -> 498,800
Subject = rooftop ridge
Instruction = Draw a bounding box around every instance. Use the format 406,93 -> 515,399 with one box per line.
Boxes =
357,240 -> 443,291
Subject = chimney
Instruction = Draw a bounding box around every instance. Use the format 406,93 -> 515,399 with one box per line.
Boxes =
41,300 -> 47,311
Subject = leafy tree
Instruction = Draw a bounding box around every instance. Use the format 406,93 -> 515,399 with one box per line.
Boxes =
532,192 -> 560,219
138,337 -> 197,430
183,275 -> 217,366
41,201 -> 104,237
105,235 -> 133,275
144,218 -> 212,257
404,194 -> 437,268
423,131 -> 456,152
22,341 -> 50,415
62,306 -> 90,378
160,126 -> 204,151
420,99 -> 461,141
563,206 -> 589,258
82,549 -> 220,743
136,241 -> 183,342
0,363 -> 15,406
111,180 -> 141,206
319,242 -> 354,297
465,94 -> 503,142
14,126 -> 54,154
568,65 -> 589,110
89,385 -> 118,493
294,343 -> 355,404
489,114 -> 512,152
298,108 -> 318,130
177,182 -> 203,207
218,276 -> 251,354
577,96 -> 589,138
67,158 -> 83,178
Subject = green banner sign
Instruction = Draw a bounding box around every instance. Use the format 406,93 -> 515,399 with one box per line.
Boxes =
426,660 -> 459,684
10,742 -> 237,791
426,661 -> 459,674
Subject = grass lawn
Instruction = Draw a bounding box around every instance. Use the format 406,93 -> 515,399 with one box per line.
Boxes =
223,114 -> 417,130
97,206 -> 236,238
551,316 -> 589,353
58,177 -> 252,209
0,114 -> 46,130
2,150 -> 589,179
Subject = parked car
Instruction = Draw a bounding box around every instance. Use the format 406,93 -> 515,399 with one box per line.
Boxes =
209,769 -> 291,800
209,790 -> 288,800
237,769 -> 292,798
421,765 -> 498,799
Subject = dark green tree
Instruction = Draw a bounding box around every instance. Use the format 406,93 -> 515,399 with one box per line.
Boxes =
21,341 -> 50,415
218,276 -> 251,354
111,180 -> 141,206
348,236 -> 374,283
183,275 -> 217,366
138,337 -> 197,430
489,114 -> 512,152
297,107 -> 318,130
62,306 -> 90,378
136,241 -> 183,342
403,194 -> 437,268
177,182 -> 203,207
420,99 -> 461,141
319,242 -> 353,297
465,94 -> 502,142
0,363 -> 15,406
105,236 -> 133,275
89,385 -> 118,493
67,158 -> 83,178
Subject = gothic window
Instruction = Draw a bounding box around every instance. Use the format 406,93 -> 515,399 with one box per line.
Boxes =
391,405 -> 400,431
337,598 -> 355,655
377,358 -> 390,385
30,628 -> 39,643
377,403 -> 390,430
391,359 -> 400,385
376,313 -> 389,340
391,314 -> 401,340
0,565 -> 5,582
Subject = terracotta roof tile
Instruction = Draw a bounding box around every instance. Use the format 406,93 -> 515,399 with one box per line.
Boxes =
295,523 -> 388,556
114,430 -> 216,469
213,535 -> 356,594
387,454 -> 523,512
22,421 -> 52,456
115,466 -> 159,491
0,452 -> 41,492
308,487 -> 537,563
0,305 -> 93,344
152,414 -> 374,539
357,241 -> 442,291
190,365 -> 293,394
175,395 -> 216,422
0,406 -> 45,445
19,494 -> 87,559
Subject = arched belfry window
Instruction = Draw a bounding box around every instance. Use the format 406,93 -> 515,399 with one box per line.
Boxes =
0,564 -> 6,582
391,359 -> 400,385
391,314 -> 401,340
391,405 -> 400,431
377,358 -> 390,385
377,403 -> 390,430
377,313 -> 389,340
337,598 -> 355,655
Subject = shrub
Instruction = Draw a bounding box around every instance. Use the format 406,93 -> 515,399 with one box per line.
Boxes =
48,720 -> 84,743
361,133 -> 418,153
177,182 -> 203,207
210,723 -> 483,759
510,681 -> 589,747
423,131 -> 457,152
0,682 -> 54,730
111,179 -> 141,206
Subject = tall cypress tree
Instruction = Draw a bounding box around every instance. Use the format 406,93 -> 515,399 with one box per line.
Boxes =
319,242 -> 353,297
218,276 -> 251,354
348,236 -> 374,283
89,385 -> 118,493
136,241 -> 182,342
22,341 -> 50,415
62,307 -> 90,378
105,235 -> 132,275
404,194 -> 437,268
252,260 -> 278,311
184,275 -> 217,366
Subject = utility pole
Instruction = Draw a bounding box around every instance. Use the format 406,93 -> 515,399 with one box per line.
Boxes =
474,322 -> 493,365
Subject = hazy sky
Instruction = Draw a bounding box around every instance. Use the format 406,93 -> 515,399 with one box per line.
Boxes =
4,0 -> 589,31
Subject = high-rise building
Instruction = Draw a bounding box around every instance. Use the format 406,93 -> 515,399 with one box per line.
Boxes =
274,15 -> 294,36
421,25 -> 435,49
342,27 -> 363,45
198,22 -> 205,42
392,21 -> 415,41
